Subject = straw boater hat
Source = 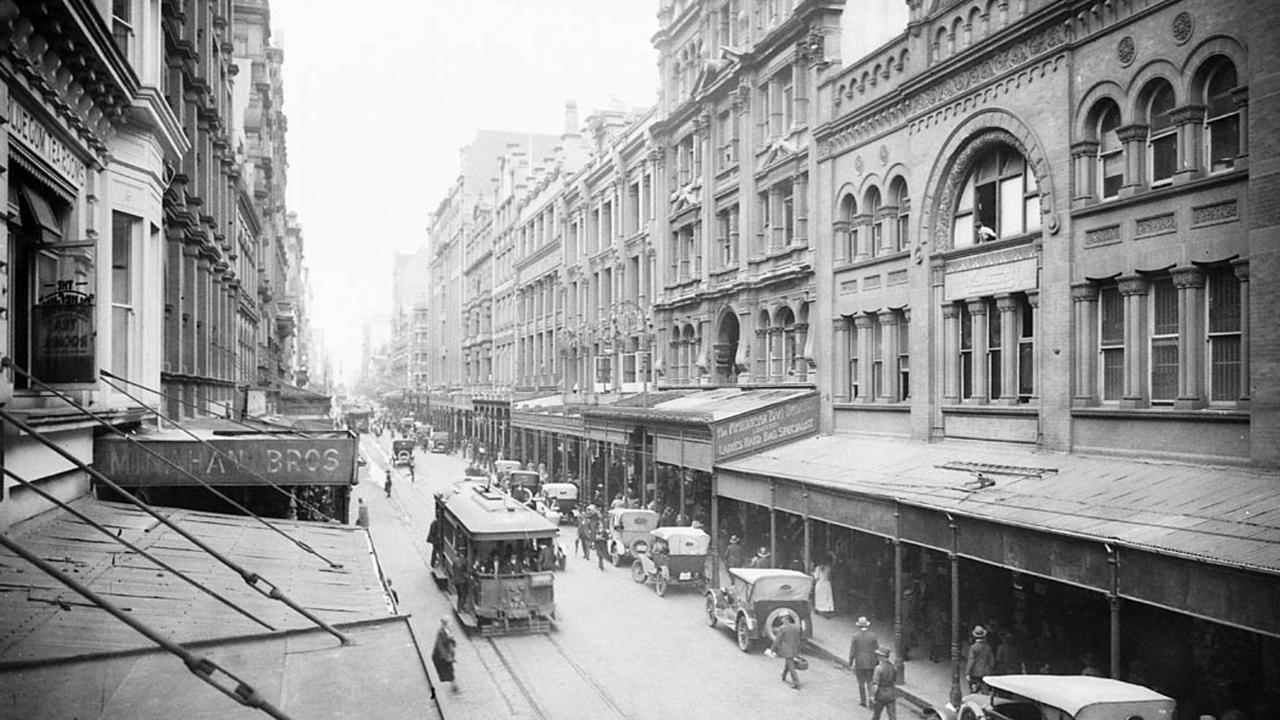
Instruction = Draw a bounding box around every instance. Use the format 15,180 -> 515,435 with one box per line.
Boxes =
756,547 -> 770,557
875,647 -> 890,657
730,534 -> 740,543
856,616 -> 871,629
972,625 -> 988,639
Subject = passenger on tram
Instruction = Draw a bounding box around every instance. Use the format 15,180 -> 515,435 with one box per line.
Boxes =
537,541 -> 557,571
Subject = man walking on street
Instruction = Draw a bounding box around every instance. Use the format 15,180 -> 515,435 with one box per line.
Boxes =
594,523 -> 610,570
384,469 -> 392,498
355,498 -> 369,528
967,625 -> 995,692
770,613 -> 803,690
848,616 -> 880,707
870,647 -> 897,720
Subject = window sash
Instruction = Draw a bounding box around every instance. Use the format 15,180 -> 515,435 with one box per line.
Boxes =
1150,132 -> 1177,184
1208,115 -> 1239,173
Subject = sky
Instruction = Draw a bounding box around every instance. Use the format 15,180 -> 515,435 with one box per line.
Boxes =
269,0 -> 660,381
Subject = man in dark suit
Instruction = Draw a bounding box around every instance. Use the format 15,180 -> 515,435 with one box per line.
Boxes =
870,647 -> 898,720
848,616 -> 880,707
771,614 -> 803,690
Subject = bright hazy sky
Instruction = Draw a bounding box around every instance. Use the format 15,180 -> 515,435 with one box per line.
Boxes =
270,1 -> 660,381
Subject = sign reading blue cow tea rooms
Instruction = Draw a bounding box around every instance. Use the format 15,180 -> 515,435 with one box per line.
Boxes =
711,394 -> 820,461
96,435 -> 358,486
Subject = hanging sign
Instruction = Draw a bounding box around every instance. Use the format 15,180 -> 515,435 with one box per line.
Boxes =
32,287 -> 96,385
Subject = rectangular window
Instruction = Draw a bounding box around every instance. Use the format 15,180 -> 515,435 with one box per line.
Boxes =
783,193 -> 795,246
897,316 -> 910,401
959,303 -> 973,400
1208,269 -> 1242,402
1208,114 -> 1239,173
1150,134 -> 1177,184
111,212 -> 138,378
999,176 -> 1024,236
849,320 -> 859,400
1099,286 -> 1124,401
871,318 -> 883,400
1150,277 -> 1179,402
895,212 -> 909,253
988,298 -> 1002,400
1017,294 -> 1034,402
112,0 -> 134,63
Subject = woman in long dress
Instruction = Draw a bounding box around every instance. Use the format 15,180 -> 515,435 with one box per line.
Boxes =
813,555 -> 835,616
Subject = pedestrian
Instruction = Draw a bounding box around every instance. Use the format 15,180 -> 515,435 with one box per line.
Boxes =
967,625 -> 995,692
848,616 -> 880,707
384,469 -> 392,498
427,517 -> 441,568
995,627 -> 1026,675
409,464 -> 416,483
769,613 -> 803,690
813,553 -> 834,617
577,514 -> 594,560
750,546 -> 771,569
594,523 -> 610,570
724,534 -> 746,569
355,498 -> 369,528
432,616 -> 458,694
870,647 -> 898,720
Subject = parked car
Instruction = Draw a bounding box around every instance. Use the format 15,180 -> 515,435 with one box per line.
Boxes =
943,675 -> 1175,720
527,496 -> 562,526
428,431 -> 450,453
606,508 -> 660,566
705,568 -> 813,652
506,470 -> 542,502
494,459 -> 522,483
631,526 -> 711,596
391,439 -> 415,467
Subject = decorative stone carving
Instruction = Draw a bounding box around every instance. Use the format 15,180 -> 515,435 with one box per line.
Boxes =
1070,282 -> 1099,303
879,145 -> 889,166
854,155 -> 864,175
1172,11 -> 1193,45
1135,213 -> 1176,238
1085,225 -> 1121,246
1191,200 -> 1238,227
1116,36 -> 1135,67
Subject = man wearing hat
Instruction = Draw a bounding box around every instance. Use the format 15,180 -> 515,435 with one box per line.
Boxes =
750,546 -> 772,569
870,646 -> 897,720
966,625 -> 995,692
848,616 -> 880,707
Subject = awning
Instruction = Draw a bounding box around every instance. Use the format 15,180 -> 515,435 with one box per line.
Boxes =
0,498 -> 391,665
717,434 -> 1280,637
18,184 -> 64,241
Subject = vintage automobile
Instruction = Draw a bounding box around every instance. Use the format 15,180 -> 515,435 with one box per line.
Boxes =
943,675 -> 1175,720
606,508 -> 660,566
494,459 -> 522,483
631,526 -> 711,596
541,482 -> 579,525
391,439 -> 415,467
705,568 -> 813,652
505,470 -> 542,502
428,430 -> 450,453
526,496 -> 562,526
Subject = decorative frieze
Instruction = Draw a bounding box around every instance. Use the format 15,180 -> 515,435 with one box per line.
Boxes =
1191,200 -> 1238,228
839,278 -> 858,294
887,269 -> 908,286
1135,213 -> 1177,238
1085,225 -> 1121,247
863,274 -> 882,290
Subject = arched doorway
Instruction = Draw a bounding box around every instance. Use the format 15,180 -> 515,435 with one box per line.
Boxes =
714,309 -> 740,385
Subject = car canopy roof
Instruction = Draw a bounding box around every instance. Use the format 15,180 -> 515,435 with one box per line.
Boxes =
984,675 -> 1175,719
542,482 -> 578,498
651,526 -> 710,555
609,508 -> 660,529
729,568 -> 814,600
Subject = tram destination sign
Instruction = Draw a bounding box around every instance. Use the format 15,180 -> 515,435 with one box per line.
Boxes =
711,394 -> 820,461
96,436 -> 358,486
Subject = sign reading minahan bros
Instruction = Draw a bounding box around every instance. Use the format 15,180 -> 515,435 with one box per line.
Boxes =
711,394 -> 820,462
96,436 -> 357,486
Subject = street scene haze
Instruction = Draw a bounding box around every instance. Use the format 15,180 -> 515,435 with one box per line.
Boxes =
1,2 -> 1277,720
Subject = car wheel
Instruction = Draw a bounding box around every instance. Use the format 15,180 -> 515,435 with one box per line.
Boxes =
655,571 -> 668,597
705,594 -> 718,627
735,615 -> 751,652
763,607 -> 801,644
630,560 -> 647,583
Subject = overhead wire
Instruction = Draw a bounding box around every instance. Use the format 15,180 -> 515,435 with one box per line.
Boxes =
0,405 -> 350,646
98,371 -> 341,528
0,532 -> 294,720
1,466 -> 274,632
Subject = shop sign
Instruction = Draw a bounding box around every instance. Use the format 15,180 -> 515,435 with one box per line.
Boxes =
711,394 -> 820,461
32,287 -> 96,385
8,98 -> 88,187
96,436 -> 358,487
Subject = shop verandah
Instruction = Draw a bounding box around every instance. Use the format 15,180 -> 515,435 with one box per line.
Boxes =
713,434 -> 1280,719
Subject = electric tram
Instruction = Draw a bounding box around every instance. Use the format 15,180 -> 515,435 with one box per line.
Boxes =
431,480 -> 559,635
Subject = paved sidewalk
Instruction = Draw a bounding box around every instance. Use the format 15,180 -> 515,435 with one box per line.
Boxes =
803,611 -> 961,717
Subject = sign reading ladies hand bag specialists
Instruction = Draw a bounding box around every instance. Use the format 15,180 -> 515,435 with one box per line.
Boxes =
33,284 -> 96,385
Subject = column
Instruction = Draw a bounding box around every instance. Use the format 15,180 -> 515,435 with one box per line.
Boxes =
769,185 -> 783,251
1172,266 -> 1206,409
1070,141 -> 1099,202
768,326 -> 783,382
1116,124 -> 1149,195
1233,260 -> 1250,403
754,329 -> 768,381
832,220 -> 850,263
854,314 -> 875,403
966,299 -> 989,403
794,322 -> 809,382
854,214 -> 871,262
996,294 -> 1019,404
794,173 -> 808,245
1072,283 -> 1099,404
1118,275 -> 1150,409
1171,105 -> 1206,184
1024,290 -> 1039,403
879,310 -> 900,402
942,303 -> 960,404
834,318 -> 852,402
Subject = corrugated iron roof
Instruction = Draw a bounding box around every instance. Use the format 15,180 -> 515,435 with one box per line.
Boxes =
0,499 -> 389,665
718,435 -> 1280,575
0,618 -> 435,719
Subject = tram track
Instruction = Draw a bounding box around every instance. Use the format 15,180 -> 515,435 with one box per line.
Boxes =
480,631 -> 632,720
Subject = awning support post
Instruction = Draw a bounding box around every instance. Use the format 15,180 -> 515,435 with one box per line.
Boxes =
949,513 -> 962,708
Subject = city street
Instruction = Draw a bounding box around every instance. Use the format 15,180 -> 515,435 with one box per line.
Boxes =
357,434 -> 910,720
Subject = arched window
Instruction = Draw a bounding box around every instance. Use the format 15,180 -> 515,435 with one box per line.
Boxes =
839,194 -> 858,262
865,187 -> 883,257
775,306 -> 796,380
889,177 -> 910,253
1096,101 -> 1123,199
1145,81 -> 1177,186
952,147 -> 1040,248
1202,59 -> 1240,173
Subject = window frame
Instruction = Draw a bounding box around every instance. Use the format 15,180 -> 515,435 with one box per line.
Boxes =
1096,103 -> 1124,199
1206,267 -> 1242,403
1148,276 -> 1179,404
1146,82 -> 1177,187
1203,61 -> 1240,174
952,148 -> 1040,248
